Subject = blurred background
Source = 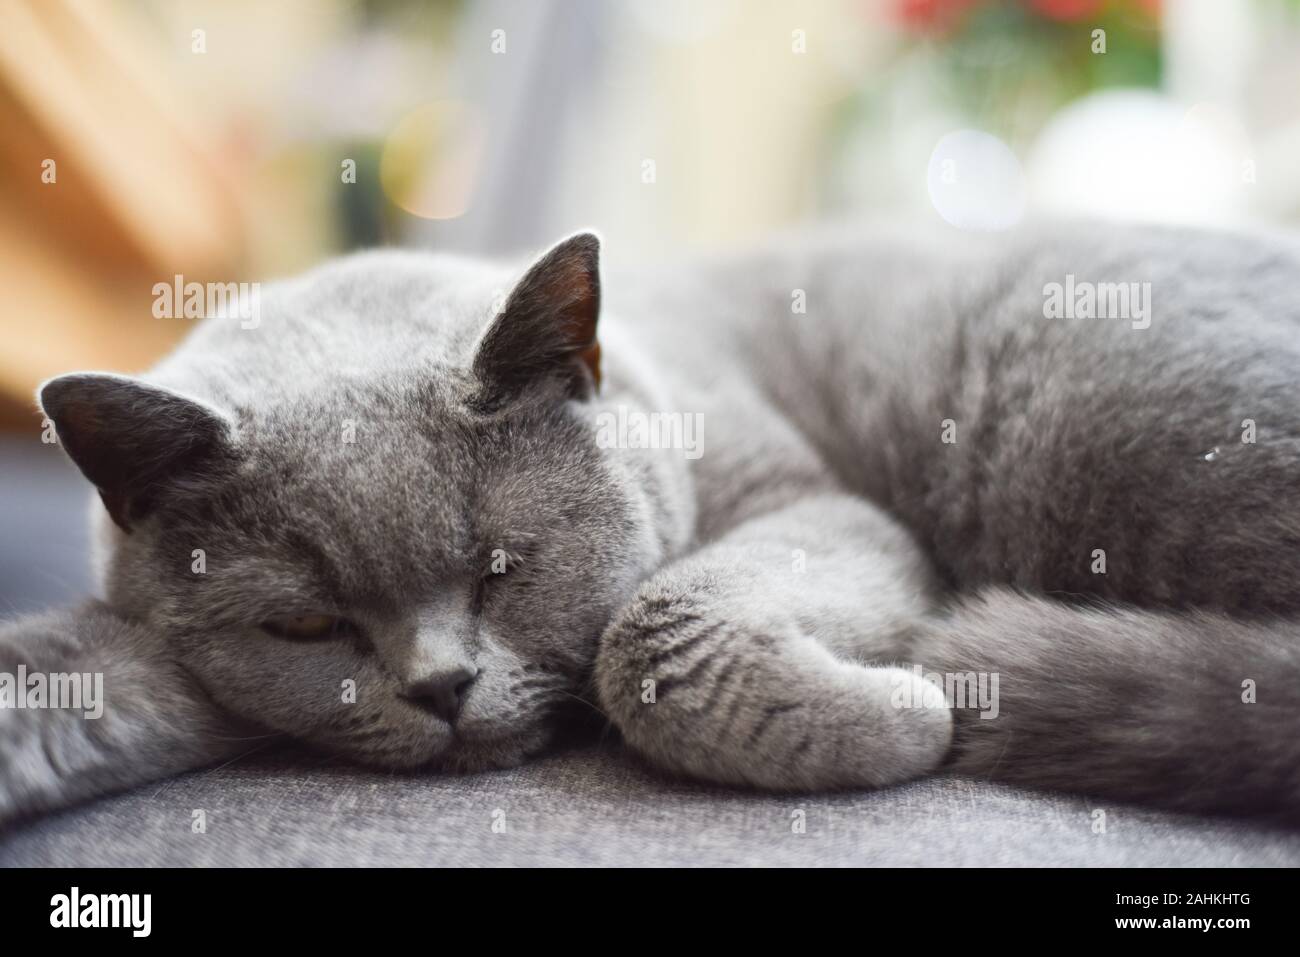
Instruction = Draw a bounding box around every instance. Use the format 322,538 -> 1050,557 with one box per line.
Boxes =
2,0 -> 1300,608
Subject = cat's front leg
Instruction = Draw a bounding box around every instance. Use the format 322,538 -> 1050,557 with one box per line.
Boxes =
595,494 -> 952,790
0,602 -> 254,828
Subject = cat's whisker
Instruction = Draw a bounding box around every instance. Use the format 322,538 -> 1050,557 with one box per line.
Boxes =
201,738 -> 282,777
553,689 -> 612,722
207,730 -> 290,743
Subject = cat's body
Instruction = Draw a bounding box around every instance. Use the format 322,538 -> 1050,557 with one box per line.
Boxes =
5,222 -> 1300,827
603,222 -> 1300,814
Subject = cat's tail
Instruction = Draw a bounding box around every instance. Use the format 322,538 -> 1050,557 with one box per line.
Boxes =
913,589 -> 1300,822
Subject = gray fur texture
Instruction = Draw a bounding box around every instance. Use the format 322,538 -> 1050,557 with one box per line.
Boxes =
4,222 -> 1300,827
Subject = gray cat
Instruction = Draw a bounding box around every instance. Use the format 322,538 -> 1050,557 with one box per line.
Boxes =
4,223 -> 1300,828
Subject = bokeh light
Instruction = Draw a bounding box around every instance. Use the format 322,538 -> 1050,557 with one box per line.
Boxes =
380,101 -> 486,221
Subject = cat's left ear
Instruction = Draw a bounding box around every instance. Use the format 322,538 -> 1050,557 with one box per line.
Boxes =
472,232 -> 602,404
38,373 -> 236,532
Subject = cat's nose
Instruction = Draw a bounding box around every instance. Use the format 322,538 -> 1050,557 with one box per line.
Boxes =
403,666 -> 478,724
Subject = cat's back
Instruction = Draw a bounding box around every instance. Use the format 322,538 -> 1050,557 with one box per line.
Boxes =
745,221 -> 1300,604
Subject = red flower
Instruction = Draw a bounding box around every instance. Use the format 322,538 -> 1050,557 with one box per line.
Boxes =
893,0 -> 981,32
1026,0 -> 1104,20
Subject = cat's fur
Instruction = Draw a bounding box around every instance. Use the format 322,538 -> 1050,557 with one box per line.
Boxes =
4,223 -> 1300,827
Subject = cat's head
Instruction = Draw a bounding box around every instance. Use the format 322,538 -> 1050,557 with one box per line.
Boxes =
39,234 -> 687,771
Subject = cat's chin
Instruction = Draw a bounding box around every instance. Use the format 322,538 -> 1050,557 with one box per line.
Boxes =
326,727 -> 549,774
437,725 -> 554,774
437,746 -> 528,774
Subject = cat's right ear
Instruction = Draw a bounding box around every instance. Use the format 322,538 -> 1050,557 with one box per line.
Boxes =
471,232 -> 602,408
38,373 -> 236,533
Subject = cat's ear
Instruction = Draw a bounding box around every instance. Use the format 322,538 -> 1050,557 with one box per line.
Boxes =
472,231 -> 602,405
38,373 -> 236,532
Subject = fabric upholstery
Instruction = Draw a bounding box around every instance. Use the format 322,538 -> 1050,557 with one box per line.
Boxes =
3,745 -> 1297,867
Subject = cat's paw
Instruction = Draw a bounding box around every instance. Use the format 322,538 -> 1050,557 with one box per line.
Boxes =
864,664 -> 954,782
0,704 -> 59,828
598,587 -> 953,791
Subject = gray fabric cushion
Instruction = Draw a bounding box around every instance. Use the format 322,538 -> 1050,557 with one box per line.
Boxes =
3,745 -> 1297,867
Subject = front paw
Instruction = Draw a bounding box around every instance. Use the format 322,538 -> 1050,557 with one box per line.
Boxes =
597,583 -> 953,791
869,664 -> 954,781
0,705 -> 63,828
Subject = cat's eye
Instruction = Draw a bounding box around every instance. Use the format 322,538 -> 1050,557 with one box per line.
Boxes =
261,614 -> 352,641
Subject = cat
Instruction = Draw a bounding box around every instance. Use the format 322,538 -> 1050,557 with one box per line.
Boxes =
3,223 -> 1300,829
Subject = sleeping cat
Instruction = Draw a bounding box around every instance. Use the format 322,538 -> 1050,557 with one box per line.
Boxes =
4,223 -> 1300,828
